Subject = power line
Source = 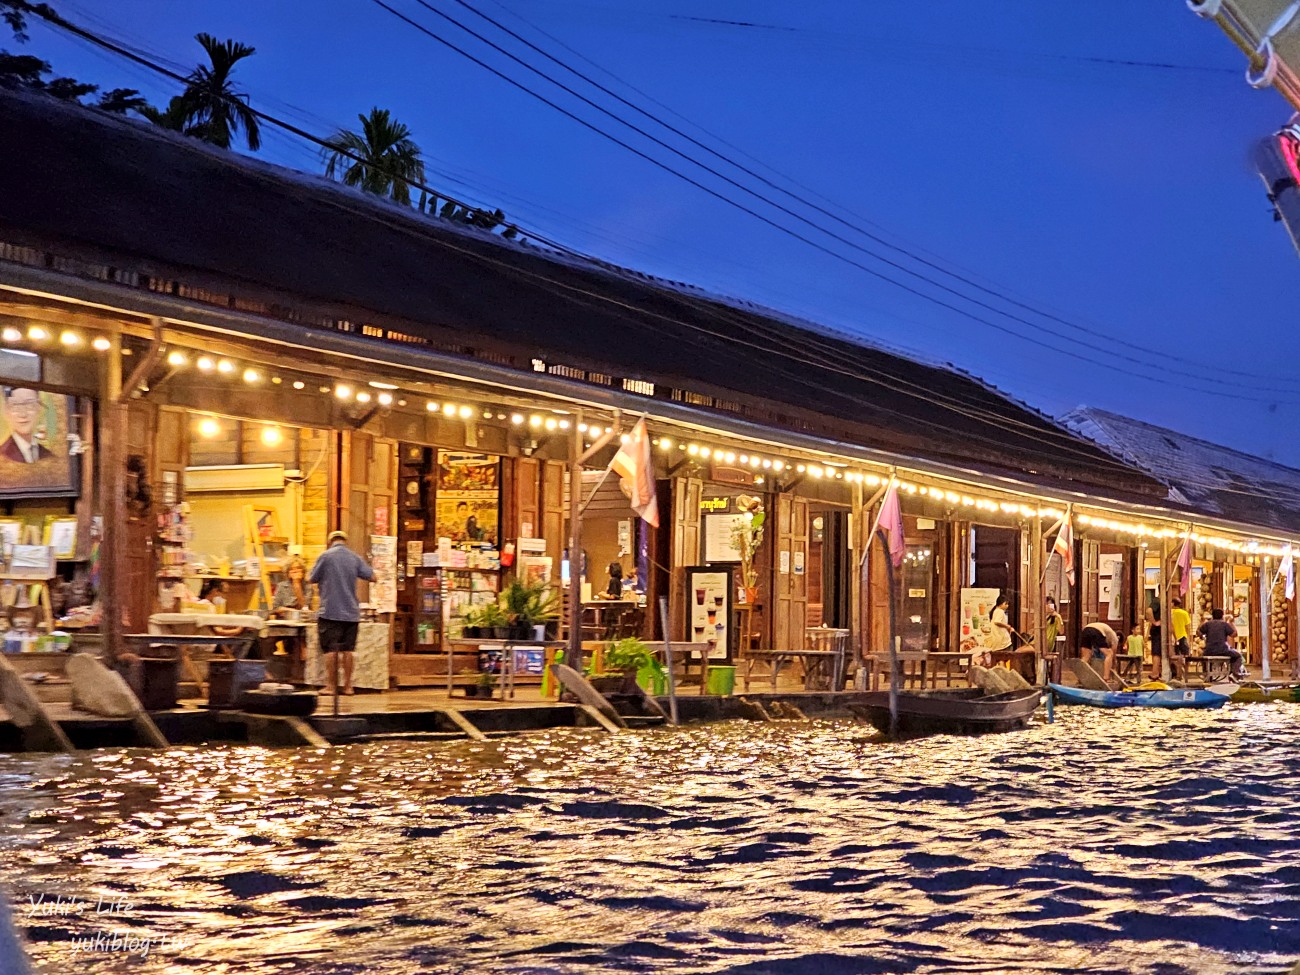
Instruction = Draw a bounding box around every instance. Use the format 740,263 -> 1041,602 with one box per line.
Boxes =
369,0 -> 1300,402
451,0 -> 1300,393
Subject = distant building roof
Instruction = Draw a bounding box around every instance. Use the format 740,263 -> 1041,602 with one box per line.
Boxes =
0,88 -> 1159,499
1061,407 -> 1300,532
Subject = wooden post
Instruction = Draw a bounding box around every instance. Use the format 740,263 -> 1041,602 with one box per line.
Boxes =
566,411 -> 584,669
99,326 -> 124,663
888,634 -> 900,739
1160,537 -> 1174,682
1029,513 -> 1043,676
1261,557 -> 1273,681
659,596 -> 679,725
849,479 -> 863,683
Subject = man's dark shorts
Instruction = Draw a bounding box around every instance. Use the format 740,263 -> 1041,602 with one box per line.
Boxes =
319,618 -> 359,654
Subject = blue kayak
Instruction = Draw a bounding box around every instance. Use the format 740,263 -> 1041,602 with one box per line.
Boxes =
1048,683 -> 1232,710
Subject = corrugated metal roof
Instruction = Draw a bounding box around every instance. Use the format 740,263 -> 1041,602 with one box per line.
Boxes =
0,87 -> 1160,498
1061,407 -> 1300,531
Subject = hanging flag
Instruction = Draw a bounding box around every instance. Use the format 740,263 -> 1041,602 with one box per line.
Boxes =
1176,535 -> 1193,598
1052,512 -> 1075,586
609,417 -> 659,528
877,481 -> 906,568
1284,543 -> 1295,602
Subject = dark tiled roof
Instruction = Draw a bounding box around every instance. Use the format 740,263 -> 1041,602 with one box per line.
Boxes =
0,88 -> 1160,498
1061,407 -> 1300,532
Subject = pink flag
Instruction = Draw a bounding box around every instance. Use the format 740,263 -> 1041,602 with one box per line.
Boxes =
1052,514 -> 1075,586
1176,536 -> 1193,598
877,482 -> 905,568
609,418 -> 659,528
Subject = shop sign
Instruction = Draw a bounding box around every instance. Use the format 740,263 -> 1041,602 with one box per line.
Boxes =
700,497 -> 730,513
709,464 -> 756,486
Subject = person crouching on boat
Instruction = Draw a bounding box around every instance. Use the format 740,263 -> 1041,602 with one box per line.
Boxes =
1080,621 -> 1119,685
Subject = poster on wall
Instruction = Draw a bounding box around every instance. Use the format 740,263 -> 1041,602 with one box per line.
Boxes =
435,452 -> 500,546
0,389 -> 79,498
703,512 -> 745,563
685,564 -> 733,661
369,535 -> 398,613
958,587 -> 1004,654
1232,581 -> 1251,636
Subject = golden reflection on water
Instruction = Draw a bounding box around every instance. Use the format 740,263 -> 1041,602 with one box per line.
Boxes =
2,707 -> 1300,973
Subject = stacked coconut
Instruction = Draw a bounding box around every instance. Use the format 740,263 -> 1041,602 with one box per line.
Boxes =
1272,578 -> 1292,668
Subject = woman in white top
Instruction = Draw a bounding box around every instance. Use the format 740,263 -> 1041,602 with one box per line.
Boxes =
987,594 -> 1015,661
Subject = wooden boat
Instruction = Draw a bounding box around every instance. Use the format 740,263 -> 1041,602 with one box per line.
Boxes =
1230,682 -> 1300,704
1048,683 -> 1231,710
853,687 -> 1043,737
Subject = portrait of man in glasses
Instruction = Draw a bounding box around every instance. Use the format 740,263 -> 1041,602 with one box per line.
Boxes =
1,387 -> 53,464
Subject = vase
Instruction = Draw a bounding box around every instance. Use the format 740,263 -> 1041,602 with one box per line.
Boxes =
743,586 -> 759,605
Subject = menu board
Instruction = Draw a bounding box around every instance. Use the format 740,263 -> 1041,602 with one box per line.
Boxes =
685,564 -> 733,660
369,535 -> 398,613
958,587 -> 1002,654
703,513 -> 745,563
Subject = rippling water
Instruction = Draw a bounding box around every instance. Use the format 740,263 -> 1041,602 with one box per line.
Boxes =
3,705 -> 1300,974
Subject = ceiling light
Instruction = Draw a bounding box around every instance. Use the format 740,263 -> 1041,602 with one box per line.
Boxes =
166,350 -> 187,367
91,336 -> 111,352
197,417 -> 221,438
59,330 -> 82,347
260,425 -> 283,446
197,357 -> 215,373
216,359 -> 234,374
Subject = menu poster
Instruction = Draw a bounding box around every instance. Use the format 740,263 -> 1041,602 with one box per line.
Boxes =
1232,580 -> 1250,636
703,513 -> 745,563
369,535 -> 398,613
685,564 -> 733,661
958,587 -> 1003,654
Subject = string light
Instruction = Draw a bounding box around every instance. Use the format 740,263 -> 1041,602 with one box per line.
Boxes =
378,392 -> 393,406
356,391 -> 372,403
260,425 -> 283,446
1,326 -> 21,343
216,359 -> 234,374
91,336 -> 111,352
242,368 -> 260,384
196,417 -> 221,438
59,330 -> 81,348
197,357 -> 215,373
26,325 -> 49,342
335,384 -> 352,400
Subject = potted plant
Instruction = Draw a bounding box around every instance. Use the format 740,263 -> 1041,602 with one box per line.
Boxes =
473,671 -> 497,699
501,578 -> 559,640
592,637 -> 658,695
730,500 -> 766,605
461,607 -> 483,639
479,601 -> 509,640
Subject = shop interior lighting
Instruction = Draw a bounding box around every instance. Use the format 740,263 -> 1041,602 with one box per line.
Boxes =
458,405 -> 473,419
441,402 -> 456,417
335,384 -> 352,400
426,400 -> 438,412
59,330 -> 81,348
242,368 -> 260,384
2,326 -> 21,343
378,392 -> 393,406
165,350 -> 186,367
544,417 -> 558,430
260,425 -> 283,446
529,415 -> 543,428
659,438 -> 673,450
578,422 -> 589,432
271,376 -> 282,385
558,419 -> 571,429
510,413 -> 524,425
91,336 -> 111,352
197,417 -> 221,438
292,380 -> 305,390
356,391 -> 372,403
216,359 -> 234,374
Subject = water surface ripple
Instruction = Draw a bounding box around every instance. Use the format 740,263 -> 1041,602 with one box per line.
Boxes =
3,705 -> 1300,974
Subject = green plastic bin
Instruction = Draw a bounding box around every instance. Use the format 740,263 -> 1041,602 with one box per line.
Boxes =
706,665 -> 736,696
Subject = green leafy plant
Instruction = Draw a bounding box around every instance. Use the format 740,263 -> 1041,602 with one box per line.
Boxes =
479,602 -> 508,628
501,578 -> 558,626
730,508 -> 767,589
602,637 -> 656,675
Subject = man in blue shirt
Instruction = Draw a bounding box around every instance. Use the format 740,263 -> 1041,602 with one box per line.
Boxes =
309,530 -> 374,695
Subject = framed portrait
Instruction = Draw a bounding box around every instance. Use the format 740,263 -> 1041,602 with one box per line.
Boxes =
43,516 -> 78,560
0,387 -> 79,498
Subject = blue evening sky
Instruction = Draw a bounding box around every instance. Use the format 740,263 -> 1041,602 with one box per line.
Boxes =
23,1 -> 1300,463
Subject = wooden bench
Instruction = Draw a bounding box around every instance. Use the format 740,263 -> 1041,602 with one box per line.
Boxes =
1177,655 -> 1232,682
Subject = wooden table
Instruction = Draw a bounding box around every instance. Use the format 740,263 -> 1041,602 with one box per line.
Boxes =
582,600 -> 642,640
123,632 -> 257,697
743,649 -> 843,692
925,652 -> 974,687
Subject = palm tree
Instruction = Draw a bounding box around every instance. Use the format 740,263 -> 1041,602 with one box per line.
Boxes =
173,33 -> 260,150
322,108 -> 424,205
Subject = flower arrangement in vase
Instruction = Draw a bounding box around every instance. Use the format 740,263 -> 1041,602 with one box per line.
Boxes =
730,496 -> 766,605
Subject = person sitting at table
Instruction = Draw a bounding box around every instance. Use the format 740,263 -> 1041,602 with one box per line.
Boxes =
1198,608 -> 1246,680
605,561 -> 623,598
272,556 -> 313,614
196,578 -> 249,641
1080,620 -> 1119,684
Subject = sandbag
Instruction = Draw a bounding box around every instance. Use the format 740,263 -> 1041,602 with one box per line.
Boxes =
68,653 -> 140,717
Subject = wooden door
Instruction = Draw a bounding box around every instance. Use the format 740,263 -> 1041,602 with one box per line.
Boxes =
670,476 -> 703,639
121,400 -> 156,632
1077,537 -> 1102,630
772,493 -> 809,651
541,460 -> 567,571
510,457 -> 540,544
341,431 -> 396,594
